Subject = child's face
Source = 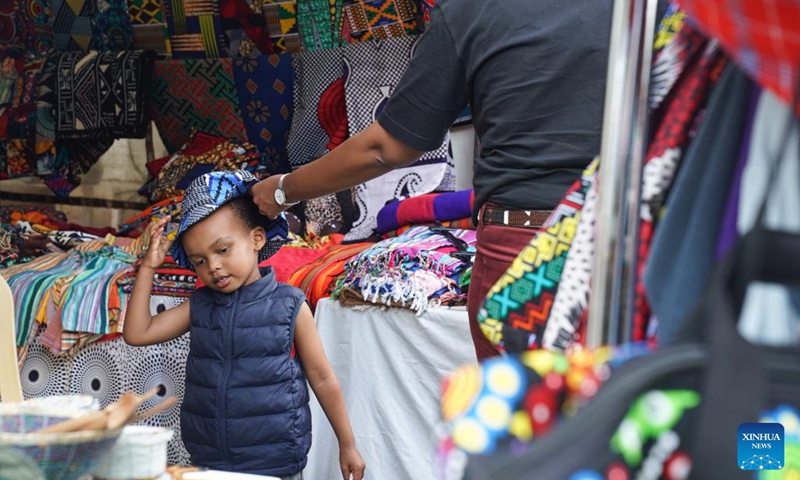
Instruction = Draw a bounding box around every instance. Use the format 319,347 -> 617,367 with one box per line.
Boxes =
181,205 -> 266,293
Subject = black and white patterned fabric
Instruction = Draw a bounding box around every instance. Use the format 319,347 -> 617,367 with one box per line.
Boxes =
286,47 -> 348,169
342,36 -> 453,240
20,338 -> 72,399
69,340 -> 125,409
127,334 -> 192,466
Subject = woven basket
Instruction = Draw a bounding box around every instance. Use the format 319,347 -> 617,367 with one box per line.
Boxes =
0,406 -> 122,480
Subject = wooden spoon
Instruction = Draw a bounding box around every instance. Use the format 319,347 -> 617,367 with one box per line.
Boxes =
129,396 -> 178,423
106,392 -> 138,430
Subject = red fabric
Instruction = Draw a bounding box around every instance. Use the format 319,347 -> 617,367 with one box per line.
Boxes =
468,206 -> 536,361
681,0 -> 800,109
181,131 -> 230,155
397,194 -> 436,226
220,0 -> 274,54
260,247 -> 329,283
146,156 -> 171,177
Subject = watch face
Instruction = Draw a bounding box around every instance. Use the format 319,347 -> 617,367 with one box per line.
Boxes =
274,188 -> 286,205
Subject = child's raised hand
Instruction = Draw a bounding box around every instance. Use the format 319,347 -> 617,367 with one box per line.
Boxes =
339,445 -> 366,480
142,216 -> 172,270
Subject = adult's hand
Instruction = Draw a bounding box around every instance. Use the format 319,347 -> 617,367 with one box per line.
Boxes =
250,175 -> 286,219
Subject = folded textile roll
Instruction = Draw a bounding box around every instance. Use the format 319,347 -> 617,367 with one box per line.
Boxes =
376,189 -> 474,234
335,226 -> 475,315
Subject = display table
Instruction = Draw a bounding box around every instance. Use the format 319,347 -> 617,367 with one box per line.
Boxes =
305,299 -> 476,480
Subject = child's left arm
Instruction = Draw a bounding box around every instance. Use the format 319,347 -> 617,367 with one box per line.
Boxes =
294,302 -> 366,480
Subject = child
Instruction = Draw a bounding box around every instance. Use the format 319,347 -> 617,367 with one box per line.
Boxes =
124,170 -> 366,480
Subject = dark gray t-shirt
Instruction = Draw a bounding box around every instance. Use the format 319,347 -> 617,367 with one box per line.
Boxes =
378,0 -> 612,218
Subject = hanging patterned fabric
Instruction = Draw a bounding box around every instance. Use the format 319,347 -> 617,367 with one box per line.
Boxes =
539,176 -> 599,351
0,49 -> 44,179
128,0 -> 172,54
286,47 -> 346,167
232,53 -> 294,169
342,0 -> 418,42
343,36 -> 452,240
44,139 -> 114,197
50,0 -> 132,51
297,0 -> 343,51
55,50 -> 156,140
633,27 -> 727,341
262,0 -> 302,53
478,159 -> 599,354
161,0 -> 226,58
2,0 -> 53,53
219,0 -> 274,57
151,58 -> 247,152
35,49 -> 57,178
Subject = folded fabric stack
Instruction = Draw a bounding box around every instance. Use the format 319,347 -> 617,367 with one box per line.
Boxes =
139,131 -> 274,203
0,207 -> 114,269
376,189 -> 474,234
6,240 -> 137,355
333,226 -> 475,315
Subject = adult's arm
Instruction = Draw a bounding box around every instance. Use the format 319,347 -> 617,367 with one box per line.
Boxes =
251,122 -> 422,218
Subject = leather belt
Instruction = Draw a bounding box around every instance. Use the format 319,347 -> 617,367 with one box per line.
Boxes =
481,205 -> 552,229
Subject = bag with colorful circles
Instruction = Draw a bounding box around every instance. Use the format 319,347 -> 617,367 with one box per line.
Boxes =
441,224 -> 800,480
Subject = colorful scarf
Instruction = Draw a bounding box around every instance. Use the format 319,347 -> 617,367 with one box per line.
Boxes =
343,36 -> 452,240
377,189 -> 474,234
478,159 -> 599,353
55,50 -> 156,140
334,226 -> 474,314
151,58 -> 248,153
0,50 -> 44,179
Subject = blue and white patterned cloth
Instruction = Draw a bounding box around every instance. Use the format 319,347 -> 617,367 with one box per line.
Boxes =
170,170 -> 288,270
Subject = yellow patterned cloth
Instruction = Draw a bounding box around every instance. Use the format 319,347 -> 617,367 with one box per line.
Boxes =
478,158 -> 599,353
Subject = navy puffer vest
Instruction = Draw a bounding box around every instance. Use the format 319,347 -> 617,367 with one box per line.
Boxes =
181,267 -> 312,476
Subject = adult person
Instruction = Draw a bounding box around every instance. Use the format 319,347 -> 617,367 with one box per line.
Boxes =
251,0 -> 613,360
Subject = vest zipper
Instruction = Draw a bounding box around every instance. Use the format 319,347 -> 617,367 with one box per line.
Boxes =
218,291 -> 237,470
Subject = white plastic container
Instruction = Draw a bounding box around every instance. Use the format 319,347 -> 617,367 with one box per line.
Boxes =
93,425 -> 174,480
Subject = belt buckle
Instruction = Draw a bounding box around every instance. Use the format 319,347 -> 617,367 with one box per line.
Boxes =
503,210 -> 510,226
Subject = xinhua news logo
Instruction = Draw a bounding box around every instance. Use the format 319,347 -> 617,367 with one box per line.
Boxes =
738,423 -> 784,471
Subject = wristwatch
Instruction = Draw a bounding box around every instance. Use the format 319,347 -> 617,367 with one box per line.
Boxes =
274,174 -> 299,207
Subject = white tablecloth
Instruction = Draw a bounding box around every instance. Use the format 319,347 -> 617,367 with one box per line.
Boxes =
304,299 -> 475,480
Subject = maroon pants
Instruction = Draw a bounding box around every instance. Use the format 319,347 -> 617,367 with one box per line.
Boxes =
467,206 -> 537,361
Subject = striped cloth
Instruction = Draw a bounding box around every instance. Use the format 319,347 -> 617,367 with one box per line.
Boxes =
7,243 -> 136,347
